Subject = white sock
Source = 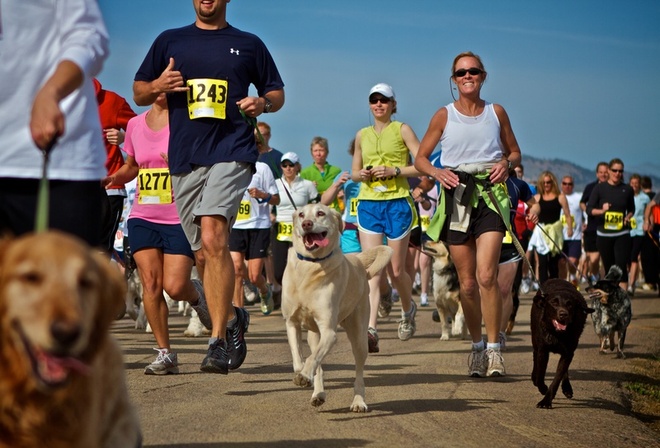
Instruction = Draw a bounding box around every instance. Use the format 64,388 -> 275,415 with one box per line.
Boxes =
472,340 -> 485,352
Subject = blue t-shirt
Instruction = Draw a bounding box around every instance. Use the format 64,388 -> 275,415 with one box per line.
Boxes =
135,24 -> 284,175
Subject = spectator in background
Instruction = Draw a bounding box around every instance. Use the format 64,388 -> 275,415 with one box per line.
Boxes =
558,175 -> 583,283
529,171 -> 573,284
587,158 -> 635,290
94,78 -> 137,254
628,174 -> 650,295
640,176 -> 658,292
256,121 -> 283,179
301,136 -> 343,211
581,162 -> 609,282
0,0 -> 109,245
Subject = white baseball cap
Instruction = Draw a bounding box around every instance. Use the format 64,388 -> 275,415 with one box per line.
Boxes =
281,152 -> 299,164
369,83 -> 395,99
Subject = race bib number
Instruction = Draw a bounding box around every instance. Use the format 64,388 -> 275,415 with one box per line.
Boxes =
630,217 -> 637,229
277,222 -> 293,242
561,214 -> 576,230
502,231 -> 513,244
138,168 -> 172,204
236,200 -> 252,222
368,176 -> 396,193
604,211 -> 624,231
187,78 -> 228,120
420,215 -> 431,232
349,198 -> 358,216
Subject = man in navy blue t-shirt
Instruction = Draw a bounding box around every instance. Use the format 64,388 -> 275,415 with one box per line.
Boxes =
133,0 -> 285,375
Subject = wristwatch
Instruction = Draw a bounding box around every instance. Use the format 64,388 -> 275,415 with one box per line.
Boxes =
263,97 -> 273,113
394,166 -> 401,177
507,160 -> 513,170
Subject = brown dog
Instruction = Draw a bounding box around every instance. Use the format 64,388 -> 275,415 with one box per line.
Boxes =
423,240 -> 466,340
530,279 -> 594,409
0,231 -> 141,447
282,204 -> 393,412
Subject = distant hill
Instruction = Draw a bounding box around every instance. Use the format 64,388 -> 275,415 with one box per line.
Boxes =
520,155 -> 660,193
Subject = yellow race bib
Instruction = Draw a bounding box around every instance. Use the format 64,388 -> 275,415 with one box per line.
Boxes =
502,230 -> 513,244
604,211 -> 624,231
187,78 -> 228,120
138,168 -> 172,205
349,198 -> 359,217
560,214 -> 576,230
277,222 -> 293,242
236,200 -> 252,222
367,175 -> 396,193
420,215 -> 431,232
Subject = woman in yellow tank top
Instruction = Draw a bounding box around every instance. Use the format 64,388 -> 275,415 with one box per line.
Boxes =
351,83 -> 422,353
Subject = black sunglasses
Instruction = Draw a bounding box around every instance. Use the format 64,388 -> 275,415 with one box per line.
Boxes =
281,162 -> 295,168
369,97 -> 391,104
453,67 -> 483,78
562,182 -> 573,186
610,168 -> 623,173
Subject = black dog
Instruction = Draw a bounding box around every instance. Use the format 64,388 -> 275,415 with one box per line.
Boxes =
587,265 -> 632,358
531,279 -> 595,409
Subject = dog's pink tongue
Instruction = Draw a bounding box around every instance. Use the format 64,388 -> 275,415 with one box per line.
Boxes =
37,351 -> 91,382
306,233 -> 329,247
552,319 -> 567,331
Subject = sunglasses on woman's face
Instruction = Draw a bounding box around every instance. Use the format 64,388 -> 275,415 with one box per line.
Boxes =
453,67 -> 483,78
610,168 -> 623,173
369,96 -> 391,104
281,162 -> 295,168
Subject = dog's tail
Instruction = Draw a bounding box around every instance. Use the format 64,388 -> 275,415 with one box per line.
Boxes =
355,246 -> 394,279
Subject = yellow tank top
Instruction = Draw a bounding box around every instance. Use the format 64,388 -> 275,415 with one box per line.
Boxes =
358,121 -> 410,200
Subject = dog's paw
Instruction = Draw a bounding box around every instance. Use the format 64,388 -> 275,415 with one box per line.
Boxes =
439,333 -> 450,341
536,395 -> 554,409
294,373 -> 312,388
537,384 -> 548,395
183,315 -> 205,337
561,381 -> 573,399
311,392 -> 326,407
350,400 -> 368,413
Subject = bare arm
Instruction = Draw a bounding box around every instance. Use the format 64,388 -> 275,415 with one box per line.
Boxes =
559,193 -> 574,237
237,89 -> 285,116
30,61 -> 84,150
492,104 -> 522,184
133,57 -> 188,106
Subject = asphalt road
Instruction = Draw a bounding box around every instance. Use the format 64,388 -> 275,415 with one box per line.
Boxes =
115,285 -> 660,448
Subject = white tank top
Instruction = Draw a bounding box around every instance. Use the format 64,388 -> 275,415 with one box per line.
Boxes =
439,102 -> 504,169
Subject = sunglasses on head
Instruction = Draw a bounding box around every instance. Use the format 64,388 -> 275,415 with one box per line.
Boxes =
369,96 -> 391,104
281,162 -> 295,168
453,67 -> 484,78
610,168 -> 623,173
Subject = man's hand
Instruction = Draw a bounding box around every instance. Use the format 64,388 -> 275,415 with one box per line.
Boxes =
157,58 -> 188,93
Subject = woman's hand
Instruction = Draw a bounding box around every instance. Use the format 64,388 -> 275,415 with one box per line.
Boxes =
489,160 -> 509,184
433,168 -> 458,189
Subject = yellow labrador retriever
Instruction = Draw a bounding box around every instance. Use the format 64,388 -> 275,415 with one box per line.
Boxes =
282,203 -> 393,412
0,231 -> 141,448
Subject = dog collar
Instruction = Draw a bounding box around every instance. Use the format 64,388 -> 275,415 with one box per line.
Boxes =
296,251 -> 334,262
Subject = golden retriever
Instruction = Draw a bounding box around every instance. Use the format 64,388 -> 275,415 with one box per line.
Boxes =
0,231 -> 141,447
423,240 -> 466,341
281,204 -> 393,412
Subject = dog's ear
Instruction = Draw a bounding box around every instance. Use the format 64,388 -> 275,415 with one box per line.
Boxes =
329,207 -> 343,234
533,291 -> 546,308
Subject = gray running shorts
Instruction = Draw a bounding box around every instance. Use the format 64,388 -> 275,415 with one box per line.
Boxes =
172,162 -> 254,251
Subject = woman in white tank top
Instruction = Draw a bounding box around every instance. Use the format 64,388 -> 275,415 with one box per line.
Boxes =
414,52 -> 523,379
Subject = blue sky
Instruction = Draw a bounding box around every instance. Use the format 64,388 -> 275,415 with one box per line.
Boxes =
98,0 -> 660,176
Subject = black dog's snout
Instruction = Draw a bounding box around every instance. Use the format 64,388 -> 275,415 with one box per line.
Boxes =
302,219 -> 314,231
557,308 -> 569,320
51,321 -> 81,347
